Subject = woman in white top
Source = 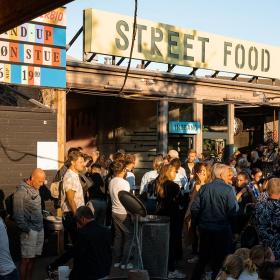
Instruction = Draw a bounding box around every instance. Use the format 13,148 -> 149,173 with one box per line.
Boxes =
234,248 -> 258,280
216,254 -> 244,280
109,160 -> 133,270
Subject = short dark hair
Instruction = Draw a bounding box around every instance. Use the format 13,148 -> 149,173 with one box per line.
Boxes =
113,152 -> 126,162
68,150 -> 84,164
237,171 -> 250,181
170,158 -> 181,170
125,154 -> 136,165
67,147 -> 82,156
91,163 -> 102,170
111,160 -> 126,176
75,206 -> 94,221
251,168 -> 262,176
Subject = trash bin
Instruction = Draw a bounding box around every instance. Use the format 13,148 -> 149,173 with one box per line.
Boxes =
140,215 -> 170,279
43,216 -> 64,256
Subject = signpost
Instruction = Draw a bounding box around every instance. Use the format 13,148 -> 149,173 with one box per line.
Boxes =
0,7 -> 66,88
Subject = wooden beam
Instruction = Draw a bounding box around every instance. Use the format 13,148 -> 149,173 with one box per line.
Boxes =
193,102 -> 203,156
0,0 -> 73,34
56,89 -> 66,169
227,103 -> 235,145
157,100 -> 168,155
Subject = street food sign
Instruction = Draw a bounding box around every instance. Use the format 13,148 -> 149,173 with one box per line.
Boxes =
84,9 -> 280,80
0,7 -> 66,88
169,121 -> 201,134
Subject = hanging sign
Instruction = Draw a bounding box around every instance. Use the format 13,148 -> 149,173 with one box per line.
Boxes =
84,9 -> 280,80
0,7 -> 66,88
169,121 -> 201,134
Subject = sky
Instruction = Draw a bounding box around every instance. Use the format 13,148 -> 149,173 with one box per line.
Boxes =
65,0 -> 280,73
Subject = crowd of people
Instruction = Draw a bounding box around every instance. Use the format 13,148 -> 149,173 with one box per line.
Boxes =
0,143 -> 279,280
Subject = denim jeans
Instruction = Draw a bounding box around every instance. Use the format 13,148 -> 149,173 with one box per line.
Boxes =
0,269 -> 19,280
112,213 -> 133,265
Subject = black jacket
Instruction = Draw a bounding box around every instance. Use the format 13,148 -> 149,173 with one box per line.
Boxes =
70,220 -> 112,280
191,179 -> 238,231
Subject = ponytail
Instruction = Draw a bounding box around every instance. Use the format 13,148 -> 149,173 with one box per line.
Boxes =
216,270 -> 227,280
244,258 -> 257,274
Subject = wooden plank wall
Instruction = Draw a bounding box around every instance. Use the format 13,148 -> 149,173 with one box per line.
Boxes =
0,107 -> 57,196
118,127 -> 157,185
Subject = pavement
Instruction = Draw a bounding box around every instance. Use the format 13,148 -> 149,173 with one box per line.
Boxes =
30,245 -> 195,280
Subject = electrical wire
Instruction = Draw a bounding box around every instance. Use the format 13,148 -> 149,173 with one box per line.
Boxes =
118,0 -> 138,95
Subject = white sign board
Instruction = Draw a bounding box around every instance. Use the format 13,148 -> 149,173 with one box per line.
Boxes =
84,9 -> 280,79
37,141 -> 58,170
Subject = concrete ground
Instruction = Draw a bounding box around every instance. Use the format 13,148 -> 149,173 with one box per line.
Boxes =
31,246 -> 195,280
7,214 -> 195,279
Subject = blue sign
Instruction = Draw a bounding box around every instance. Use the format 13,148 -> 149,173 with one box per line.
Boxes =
169,121 -> 201,134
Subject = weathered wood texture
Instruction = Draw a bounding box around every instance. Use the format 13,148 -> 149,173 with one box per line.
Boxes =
0,106 -> 57,195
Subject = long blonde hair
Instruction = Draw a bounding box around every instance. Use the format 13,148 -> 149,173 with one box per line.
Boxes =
156,164 -> 176,199
234,248 -> 257,274
216,254 -> 243,280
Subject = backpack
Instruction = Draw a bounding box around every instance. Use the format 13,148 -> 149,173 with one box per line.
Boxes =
139,178 -> 157,202
5,193 -> 14,219
50,180 -> 63,209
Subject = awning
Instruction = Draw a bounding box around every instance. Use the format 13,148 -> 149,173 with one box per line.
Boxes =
0,0 -> 73,34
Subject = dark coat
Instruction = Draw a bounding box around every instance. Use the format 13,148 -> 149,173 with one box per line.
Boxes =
191,179 -> 238,231
70,220 -> 112,280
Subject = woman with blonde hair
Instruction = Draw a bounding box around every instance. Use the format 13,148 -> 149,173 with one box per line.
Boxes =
249,245 -> 275,272
216,254 -> 244,280
234,248 -> 258,280
156,164 -> 185,279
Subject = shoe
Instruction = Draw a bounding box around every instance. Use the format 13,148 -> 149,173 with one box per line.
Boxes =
187,255 -> 199,263
120,263 -> 133,270
168,270 -> 186,279
113,262 -> 120,268
46,265 -> 55,278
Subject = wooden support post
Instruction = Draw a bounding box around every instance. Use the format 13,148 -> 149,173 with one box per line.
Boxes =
193,102 -> 203,156
278,110 -> 280,147
157,99 -> 168,155
57,90 -> 66,168
226,103 -> 235,158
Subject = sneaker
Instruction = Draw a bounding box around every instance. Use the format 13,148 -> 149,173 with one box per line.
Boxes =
120,263 -> 133,270
113,262 -> 121,268
46,265 -> 56,278
187,255 -> 199,263
168,270 -> 186,279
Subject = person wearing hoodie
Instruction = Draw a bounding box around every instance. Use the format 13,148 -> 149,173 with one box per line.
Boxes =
255,178 -> 280,260
13,168 -> 46,280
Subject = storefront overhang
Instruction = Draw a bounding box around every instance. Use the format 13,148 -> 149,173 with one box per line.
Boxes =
66,60 -> 280,107
0,0 -> 73,34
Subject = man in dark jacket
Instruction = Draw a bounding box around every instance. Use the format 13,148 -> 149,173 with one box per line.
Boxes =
190,163 -> 238,280
69,206 -> 112,280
